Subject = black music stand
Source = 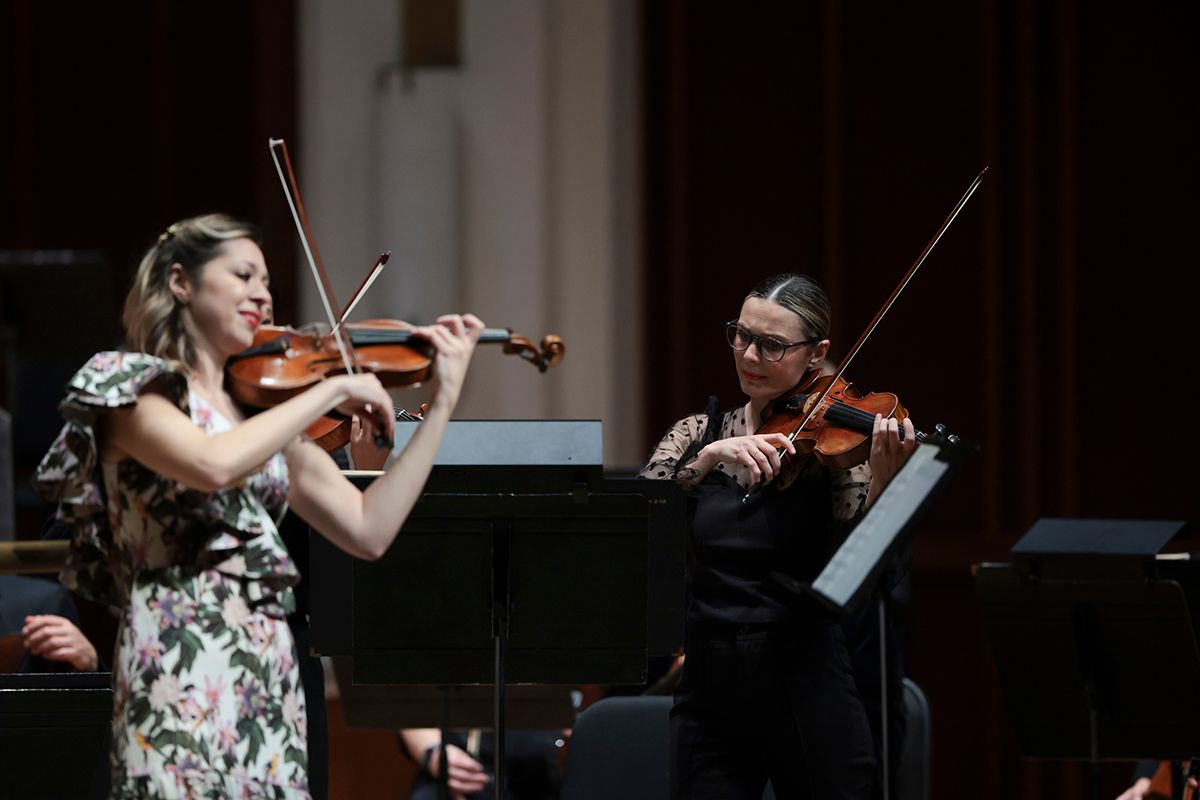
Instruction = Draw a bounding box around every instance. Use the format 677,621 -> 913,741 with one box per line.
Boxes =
308,421 -> 686,798
767,436 -> 977,800
975,519 -> 1197,800
0,671 -> 111,799
770,437 -> 979,612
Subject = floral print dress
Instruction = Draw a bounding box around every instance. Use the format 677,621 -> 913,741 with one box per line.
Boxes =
33,352 -> 310,799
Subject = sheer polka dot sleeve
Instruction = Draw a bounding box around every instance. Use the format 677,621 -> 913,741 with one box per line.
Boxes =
638,413 -> 709,484
830,462 -> 872,521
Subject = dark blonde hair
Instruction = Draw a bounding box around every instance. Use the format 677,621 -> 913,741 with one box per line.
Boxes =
123,213 -> 262,368
746,273 -> 831,342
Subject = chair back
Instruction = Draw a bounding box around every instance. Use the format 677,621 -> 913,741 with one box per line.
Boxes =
562,686 -> 931,800
897,677 -> 932,800
763,678 -> 932,800
560,695 -> 672,800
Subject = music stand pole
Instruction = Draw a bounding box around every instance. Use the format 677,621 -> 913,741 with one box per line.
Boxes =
1079,620 -> 1101,800
493,520 -> 511,799
879,597 -> 890,800
438,688 -> 450,800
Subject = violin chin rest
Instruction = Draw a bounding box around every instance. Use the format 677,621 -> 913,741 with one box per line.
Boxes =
779,394 -> 806,414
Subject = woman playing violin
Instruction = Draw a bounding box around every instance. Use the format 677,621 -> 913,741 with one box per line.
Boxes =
33,213 -> 483,798
640,272 -> 916,799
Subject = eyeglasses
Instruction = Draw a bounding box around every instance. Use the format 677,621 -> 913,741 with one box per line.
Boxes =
725,320 -> 818,362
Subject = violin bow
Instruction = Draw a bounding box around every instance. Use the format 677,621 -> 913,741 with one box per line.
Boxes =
268,138 -> 355,374
334,251 -> 391,335
268,138 -> 391,446
744,167 -> 988,501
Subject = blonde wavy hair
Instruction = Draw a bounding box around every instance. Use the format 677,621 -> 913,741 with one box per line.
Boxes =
123,213 -> 262,369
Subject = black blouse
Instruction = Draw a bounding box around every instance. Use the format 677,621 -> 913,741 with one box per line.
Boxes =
640,404 -> 871,625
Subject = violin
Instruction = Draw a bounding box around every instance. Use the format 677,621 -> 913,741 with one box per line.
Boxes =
1146,758 -> 1200,800
757,370 -> 954,470
227,320 -> 564,406
746,169 -> 986,493
227,320 -> 565,450
250,137 -> 566,452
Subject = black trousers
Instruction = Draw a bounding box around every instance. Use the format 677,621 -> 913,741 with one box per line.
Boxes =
670,619 -> 876,800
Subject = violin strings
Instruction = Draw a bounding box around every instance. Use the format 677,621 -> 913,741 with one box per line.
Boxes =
816,399 -> 910,433
350,329 -> 414,344
347,328 -> 511,345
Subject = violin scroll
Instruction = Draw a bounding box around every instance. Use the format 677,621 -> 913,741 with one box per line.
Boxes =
502,332 -> 566,372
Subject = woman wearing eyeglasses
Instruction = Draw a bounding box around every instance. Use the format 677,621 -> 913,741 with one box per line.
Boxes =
640,273 -> 916,800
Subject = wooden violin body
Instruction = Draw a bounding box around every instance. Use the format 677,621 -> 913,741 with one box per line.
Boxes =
226,320 -> 566,451
757,371 -> 912,470
757,370 -> 956,470
226,321 -> 433,408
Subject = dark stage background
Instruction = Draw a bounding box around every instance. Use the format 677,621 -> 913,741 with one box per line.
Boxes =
642,2 -> 1197,798
3,1 -> 1198,798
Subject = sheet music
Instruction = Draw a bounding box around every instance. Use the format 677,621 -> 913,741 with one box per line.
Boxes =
811,442 -> 949,608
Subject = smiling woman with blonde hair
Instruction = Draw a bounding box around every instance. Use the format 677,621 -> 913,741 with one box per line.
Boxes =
35,213 -> 484,798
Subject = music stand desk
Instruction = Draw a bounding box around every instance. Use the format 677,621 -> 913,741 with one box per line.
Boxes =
308,420 -> 686,797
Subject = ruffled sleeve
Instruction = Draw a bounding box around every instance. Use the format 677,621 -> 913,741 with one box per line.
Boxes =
31,352 -> 188,608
